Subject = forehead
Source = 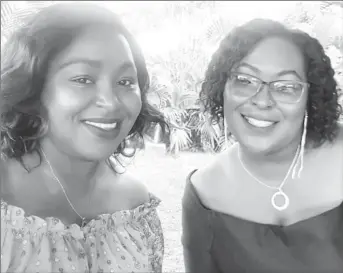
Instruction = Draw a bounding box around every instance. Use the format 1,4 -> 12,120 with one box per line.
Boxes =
52,26 -> 135,70
240,36 -> 306,77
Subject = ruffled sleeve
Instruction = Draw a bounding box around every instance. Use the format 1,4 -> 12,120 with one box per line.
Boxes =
138,195 -> 164,272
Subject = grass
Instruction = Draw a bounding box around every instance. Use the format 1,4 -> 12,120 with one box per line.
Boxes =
126,141 -> 215,272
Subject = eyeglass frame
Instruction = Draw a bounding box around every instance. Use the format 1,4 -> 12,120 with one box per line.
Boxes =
227,72 -> 310,104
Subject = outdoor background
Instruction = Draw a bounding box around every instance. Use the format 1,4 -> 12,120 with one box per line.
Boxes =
1,1 -> 343,272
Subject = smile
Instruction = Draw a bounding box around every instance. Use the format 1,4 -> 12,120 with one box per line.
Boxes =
242,115 -> 277,128
83,120 -> 118,131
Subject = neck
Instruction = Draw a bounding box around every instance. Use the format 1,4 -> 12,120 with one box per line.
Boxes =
238,136 -> 301,185
38,138 -> 102,195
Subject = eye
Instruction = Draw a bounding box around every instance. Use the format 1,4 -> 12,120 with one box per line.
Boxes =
71,76 -> 94,85
234,74 -> 254,85
117,79 -> 137,87
273,82 -> 302,93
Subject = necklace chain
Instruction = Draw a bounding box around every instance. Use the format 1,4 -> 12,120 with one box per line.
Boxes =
41,149 -> 85,223
238,145 -> 300,191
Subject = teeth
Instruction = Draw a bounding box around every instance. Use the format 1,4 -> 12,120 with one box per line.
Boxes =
84,121 -> 117,130
244,116 -> 275,128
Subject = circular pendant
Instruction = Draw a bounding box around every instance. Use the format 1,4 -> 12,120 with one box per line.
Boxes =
271,191 -> 289,211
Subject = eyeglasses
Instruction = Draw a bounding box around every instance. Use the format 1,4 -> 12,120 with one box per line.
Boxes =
228,72 -> 309,104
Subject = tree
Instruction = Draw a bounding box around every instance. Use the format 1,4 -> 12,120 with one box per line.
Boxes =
1,1 -> 55,44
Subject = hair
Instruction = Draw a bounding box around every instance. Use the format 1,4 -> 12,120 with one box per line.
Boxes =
200,18 -> 342,148
0,2 -> 168,168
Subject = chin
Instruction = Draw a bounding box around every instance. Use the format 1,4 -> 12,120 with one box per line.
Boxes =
76,143 -> 121,162
230,114 -> 282,154
242,142 -> 271,155
234,133 -> 277,155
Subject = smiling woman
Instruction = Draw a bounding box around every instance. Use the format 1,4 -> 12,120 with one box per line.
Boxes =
182,18 -> 343,273
0,2 -> 167,273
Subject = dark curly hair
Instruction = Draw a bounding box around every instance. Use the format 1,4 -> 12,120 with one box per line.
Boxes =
200,19 -> 342,148
0,2 -> 168,166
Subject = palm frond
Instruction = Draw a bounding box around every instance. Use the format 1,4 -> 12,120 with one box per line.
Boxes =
177,93 -> 198,109
163,107 -> 188,126
169,127 -> 192,154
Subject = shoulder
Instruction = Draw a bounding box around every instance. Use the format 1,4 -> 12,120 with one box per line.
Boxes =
104,158 -> 151,209
116,171 -> 151,209
191,144 -> 239,209
192,143 -> 239,188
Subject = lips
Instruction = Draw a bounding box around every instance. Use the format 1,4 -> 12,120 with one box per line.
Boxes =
81,118 -> 123,139
241,114 -> 278,128
82,118 -> 121,130
83,120 -> 118,130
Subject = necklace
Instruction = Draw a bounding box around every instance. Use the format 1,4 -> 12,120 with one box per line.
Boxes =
237,145 -> 300,211
41,149 -> 87,227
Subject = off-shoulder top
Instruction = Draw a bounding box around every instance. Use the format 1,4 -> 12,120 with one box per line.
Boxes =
182,171 -> 343,273
1,193 -> 164,273
182,127 -> 343,273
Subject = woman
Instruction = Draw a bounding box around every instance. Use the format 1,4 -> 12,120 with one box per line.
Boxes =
1,3 -> 167,272
182,19 -> 343,273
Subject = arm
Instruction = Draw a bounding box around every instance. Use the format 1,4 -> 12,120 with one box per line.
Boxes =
182,181 -> 220,273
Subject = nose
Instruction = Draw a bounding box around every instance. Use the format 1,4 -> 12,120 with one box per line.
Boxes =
95,81 -> 120,109
250,84 -> 275,109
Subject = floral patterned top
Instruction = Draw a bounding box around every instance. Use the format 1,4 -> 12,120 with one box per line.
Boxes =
1,194 -> 164,273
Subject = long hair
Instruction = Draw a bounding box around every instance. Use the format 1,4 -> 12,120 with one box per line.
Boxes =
1,2 -> 168,168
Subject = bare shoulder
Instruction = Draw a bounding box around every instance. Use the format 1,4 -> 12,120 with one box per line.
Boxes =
191,144 -> 239,209
116,172 -> 150,209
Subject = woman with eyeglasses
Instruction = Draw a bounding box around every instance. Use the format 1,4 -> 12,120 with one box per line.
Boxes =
182,19 -> 343,273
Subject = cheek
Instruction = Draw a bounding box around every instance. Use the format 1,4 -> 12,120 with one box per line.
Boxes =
280,94 -> 307,124
223,89 -> 233,111
121,90 -> 142,119
280,105 -> 306,133
223,88 -> 244,117
42,85 -> 90,121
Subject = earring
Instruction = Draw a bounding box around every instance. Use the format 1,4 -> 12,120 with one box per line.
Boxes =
292,111 -> 308,179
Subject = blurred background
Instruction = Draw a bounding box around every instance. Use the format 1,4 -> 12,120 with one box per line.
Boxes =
1,1 -> 342,271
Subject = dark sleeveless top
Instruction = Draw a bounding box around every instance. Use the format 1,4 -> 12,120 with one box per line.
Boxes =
182,170 -> 343,273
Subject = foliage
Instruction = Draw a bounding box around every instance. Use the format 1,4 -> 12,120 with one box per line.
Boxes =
145,1 -> 343,153
1,1 -> 342,151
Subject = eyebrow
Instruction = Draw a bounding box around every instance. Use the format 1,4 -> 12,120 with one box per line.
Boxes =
238,62 -> 303,81
237,62 -> 261,73
58,58 -> 102,70
276,70 -> 303,81
118,61 -> 136,72
58,59 -> 136,72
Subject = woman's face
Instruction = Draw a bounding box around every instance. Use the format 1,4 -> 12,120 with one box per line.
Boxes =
224,36 -> 308,155
41,26 -> 142,161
